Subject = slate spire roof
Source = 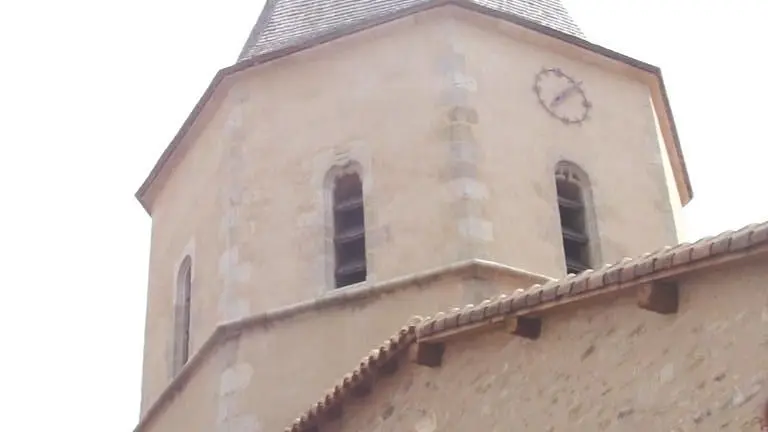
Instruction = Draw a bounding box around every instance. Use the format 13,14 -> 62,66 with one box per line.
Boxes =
238,0 -> 585,61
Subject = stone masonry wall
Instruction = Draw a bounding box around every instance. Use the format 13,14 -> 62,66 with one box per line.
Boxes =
139,5 -> 687,421
454,9 -> 682,276
333,258 -> 768,431
141,13 -> 458,411
138,265 -> 551,432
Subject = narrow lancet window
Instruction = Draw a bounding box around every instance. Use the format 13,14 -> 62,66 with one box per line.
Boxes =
555,163 -> 592,274
332,173 -> 367,288
174,256 -> 192,374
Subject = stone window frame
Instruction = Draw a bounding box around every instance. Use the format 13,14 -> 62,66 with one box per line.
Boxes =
554,160 -> 601,274
172,255 -> 193,376
322,160 -> 370,290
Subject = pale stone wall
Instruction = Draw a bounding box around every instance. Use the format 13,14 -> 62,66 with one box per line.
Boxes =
223,15 -> 456,306
141,100 -> 232,411
138,267 -> 550,432
139,5 -> 684,419
230,276 -> 465,431
333,259 -> 768,432
144,338 -> 220,432
141,13 -> 458,411
448,10 -> 681,276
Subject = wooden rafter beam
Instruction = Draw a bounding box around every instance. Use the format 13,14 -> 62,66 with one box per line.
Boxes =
637,281 -> 679,315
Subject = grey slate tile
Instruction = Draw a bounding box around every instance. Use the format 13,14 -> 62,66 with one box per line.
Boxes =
238,0 -> 584,61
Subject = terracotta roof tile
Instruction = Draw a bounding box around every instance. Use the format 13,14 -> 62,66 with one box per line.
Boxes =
286,324 -> 417,432
419,316 -> 436,337
499,294 -> 514,314
586,266 -> 607,291
571,269 -> 592,294
444,307 -> 462,330
619,257 -> 638,282
458,304 -> 475,326
471,300 -> 489,321
538,279 -> 558,302
602,259 -> 623,284
511,288 -> 529,310
557,273 -> 575,296
431,312 -> 447,332
729,223 -> 758,251
526,284 -> 544,306
709,230 -> 734,256
752,223 -> 768,245
652,245 -> 675,271
691,235 -> 716,261
633,252 -> 655,277
484,297 -> 501,318
287,220 -> 768,431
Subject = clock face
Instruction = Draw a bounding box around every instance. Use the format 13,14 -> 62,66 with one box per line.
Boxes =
533,68 -> 592,125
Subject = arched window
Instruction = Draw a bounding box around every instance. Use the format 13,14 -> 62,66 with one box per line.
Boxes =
332,172 -> 367,288
173,256 -> 192,374
555,162 -> 594,274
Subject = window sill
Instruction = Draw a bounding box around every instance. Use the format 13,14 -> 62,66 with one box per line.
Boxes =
327,279 -> 369,295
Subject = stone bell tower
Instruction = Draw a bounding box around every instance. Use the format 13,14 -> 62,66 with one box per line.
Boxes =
133,1 -> 691,431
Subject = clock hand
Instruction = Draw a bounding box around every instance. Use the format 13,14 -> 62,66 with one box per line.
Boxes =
549,81 -> 582,109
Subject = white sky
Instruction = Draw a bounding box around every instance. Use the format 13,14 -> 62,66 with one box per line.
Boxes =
0,0 -> 765,430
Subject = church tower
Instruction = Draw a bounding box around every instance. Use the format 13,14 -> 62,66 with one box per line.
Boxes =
134,1 -> 691,431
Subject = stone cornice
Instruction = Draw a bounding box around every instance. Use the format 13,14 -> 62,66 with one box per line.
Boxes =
133,258 -> 551,431
286,221 -> 768,431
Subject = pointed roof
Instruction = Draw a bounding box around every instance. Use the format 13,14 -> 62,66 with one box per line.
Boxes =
238,0 -> 584,60
135,0 -> 693,213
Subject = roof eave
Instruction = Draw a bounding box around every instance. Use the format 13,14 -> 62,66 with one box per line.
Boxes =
458,0 -> 692,204
134,0 -> 454,214
654,68 -> 693,205
287,221 -> 768,431
134,0 -> 692,214
134,63 -> 243,215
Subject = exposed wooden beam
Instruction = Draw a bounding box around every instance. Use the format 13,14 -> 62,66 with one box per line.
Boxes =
379,357 -> 399,375
325,404 -> 342,421
637,281 -> 679,315
413,342 -> 445,368
351,380 -> 372,398
505,316 -> 542,340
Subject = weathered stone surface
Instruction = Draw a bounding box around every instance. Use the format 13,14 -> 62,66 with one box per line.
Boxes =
139,6 -> 690,431
333,261 -> 768,431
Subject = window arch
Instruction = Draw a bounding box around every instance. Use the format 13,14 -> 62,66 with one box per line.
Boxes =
331,171 -> 367,288
554,161 -> 596,274
173,256 -> 192,374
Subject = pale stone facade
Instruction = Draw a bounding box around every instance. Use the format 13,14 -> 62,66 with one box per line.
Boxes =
282,219 -> 768,432
139,261 -> 552,431
328,258 -> 768,432
133,3 -> 706,432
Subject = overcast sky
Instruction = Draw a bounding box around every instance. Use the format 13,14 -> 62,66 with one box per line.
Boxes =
0,0 -> 766,430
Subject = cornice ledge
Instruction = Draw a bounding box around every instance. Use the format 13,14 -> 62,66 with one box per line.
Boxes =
287,221 -> 768,432
224,259 -> 552,337
134,258 -> 551,431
